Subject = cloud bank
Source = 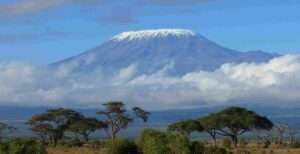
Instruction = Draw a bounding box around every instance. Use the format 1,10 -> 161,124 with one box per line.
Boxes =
0,55 -> 300,110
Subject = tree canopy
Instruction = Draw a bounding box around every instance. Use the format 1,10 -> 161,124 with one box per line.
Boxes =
200,107 -> 273,147
97,101 -> 150,140
168,119 -> 203,137
68,117 -> 107,141
27,108 -> 83,145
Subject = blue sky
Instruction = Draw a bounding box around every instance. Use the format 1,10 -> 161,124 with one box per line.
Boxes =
1,0 -> 300,64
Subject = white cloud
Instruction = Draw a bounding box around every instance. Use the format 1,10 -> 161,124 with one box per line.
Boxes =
0,55 -> 300,109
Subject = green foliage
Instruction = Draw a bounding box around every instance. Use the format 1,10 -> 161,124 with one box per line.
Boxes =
0,139 -> 47,154
68,117 -> 107,141
97,101 -> 133,140
215,107 -> 273,131
167,133 -> 192,154
0,142 -> 9,153
198,115 -> 219,145
105,138 -> 139,154
27,108 -> 84,145
138,129 -> 192,154
137,129 -> 169,154
97,101 -> 149,140
168,119 -> 203,137
132,107 -> 150,122
200,107 -> 273,147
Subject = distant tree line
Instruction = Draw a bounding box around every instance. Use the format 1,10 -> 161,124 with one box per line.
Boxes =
26,101 -> 149,146
2,104 -> 300,154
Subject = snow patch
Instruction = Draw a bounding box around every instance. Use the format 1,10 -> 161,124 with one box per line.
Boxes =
112,29 -> 196,41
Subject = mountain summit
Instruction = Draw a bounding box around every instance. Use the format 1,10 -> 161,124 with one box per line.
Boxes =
54,29 -> 278,76
111,29 -> 196,41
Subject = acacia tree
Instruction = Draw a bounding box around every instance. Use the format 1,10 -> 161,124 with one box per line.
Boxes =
168,119 -> 203,138
0,122 -> 15,141
198,114 -> 221,146
97,101 -> 149,140
68,117 -> 107,142
273,123 -> 288,145
29,123 -> 54,144
212,107 -> 273,147
27,108 -> 83,145
132,107 -> 150,122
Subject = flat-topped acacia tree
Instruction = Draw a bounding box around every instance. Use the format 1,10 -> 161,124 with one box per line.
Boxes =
167,119 -> 203,138
198,114 -> 220,146
27,108 -> 83,145
97,101 -> 150,140
201,107 -> 273,147
68,117 -> 107,142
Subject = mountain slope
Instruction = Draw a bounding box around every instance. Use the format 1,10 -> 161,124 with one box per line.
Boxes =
54,29 -> 278,76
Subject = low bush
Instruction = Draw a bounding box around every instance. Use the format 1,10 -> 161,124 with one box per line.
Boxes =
0,138 -> 47,154
263,140 -> 271,148
138,129 -> 193,154
167,133 -> 191,154
137,129 -> 169,154
105,138 -> 139,154
290,140 -> 300,148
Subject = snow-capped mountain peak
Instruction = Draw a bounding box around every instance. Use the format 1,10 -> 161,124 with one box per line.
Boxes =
54,29 -> 278,76
111,29 -> 196,41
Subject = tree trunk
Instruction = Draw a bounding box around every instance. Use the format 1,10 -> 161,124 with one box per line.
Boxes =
231,135 -> 238,148
208,131 -> 217,146
212,137 -> 217,146
83,133 -> 89,142
112,131 -> 116,140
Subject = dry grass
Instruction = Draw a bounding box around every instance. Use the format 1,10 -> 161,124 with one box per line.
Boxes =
47,146 -> 104,154
232,148 -> 300,154
47,146 -> 300,154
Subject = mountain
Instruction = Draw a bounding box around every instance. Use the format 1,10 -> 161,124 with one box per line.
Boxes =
53,29 -> 278,76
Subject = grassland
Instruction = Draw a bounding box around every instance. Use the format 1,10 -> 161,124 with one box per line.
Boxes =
47,143 -> 300,154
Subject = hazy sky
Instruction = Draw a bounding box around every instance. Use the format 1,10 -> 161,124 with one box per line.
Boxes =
1,0 -> 300,64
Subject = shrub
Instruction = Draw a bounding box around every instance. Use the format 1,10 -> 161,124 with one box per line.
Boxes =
138,129 -> 194,154
263,140 -> 271,148
0,142 -> 9,153
137,129 -> 169,154
105,138 -> 139,154
0,139 -> 47,154
167,133 -> 191,154
190,141 -> 205,154
222,138 -> 232,149
290,140 -> 300,148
